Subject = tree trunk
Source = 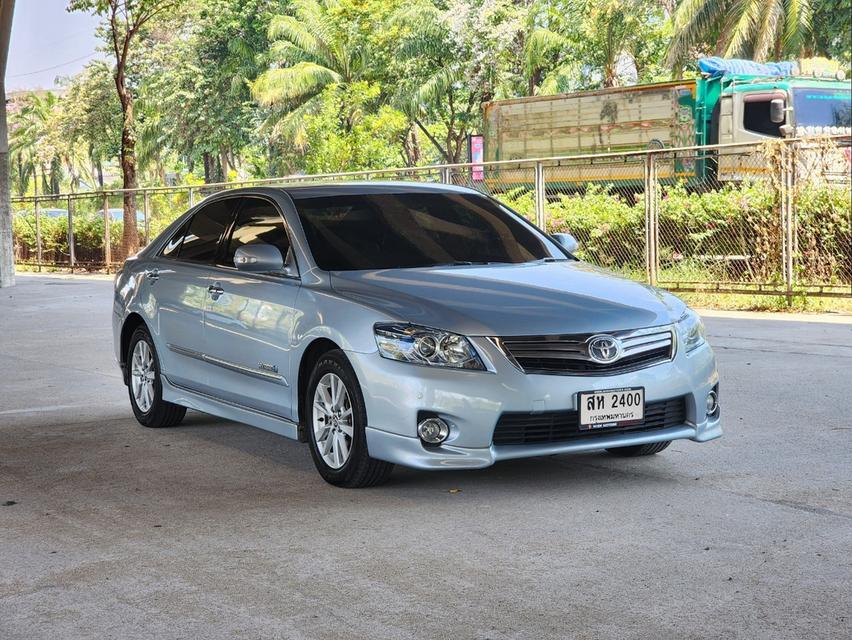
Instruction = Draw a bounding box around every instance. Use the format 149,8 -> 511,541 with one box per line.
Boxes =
403,124 -> 421,167
220,146 -> 230,182
119,103 -> 138,260
203,152 -> 213,183
115,64 -> 138,260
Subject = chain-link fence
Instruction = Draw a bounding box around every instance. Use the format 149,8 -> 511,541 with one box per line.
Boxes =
11,137 -> 851,298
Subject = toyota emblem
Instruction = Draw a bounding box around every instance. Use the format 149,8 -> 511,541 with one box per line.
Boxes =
587,335 -> 622,363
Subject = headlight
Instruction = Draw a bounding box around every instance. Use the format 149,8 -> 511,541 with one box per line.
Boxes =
677,308 -> 707,354
374,323 -> 485,370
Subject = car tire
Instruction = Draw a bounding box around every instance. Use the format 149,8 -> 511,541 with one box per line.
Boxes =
127,326 -> 186,428
305,350 -> 393,488
605,440 -> 671,457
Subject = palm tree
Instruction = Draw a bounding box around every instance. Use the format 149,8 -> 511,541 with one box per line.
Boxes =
523,16 -> 576,95
667,0 -> 813,68
392,1 -> 506,163
8,92 -> 62,196
251,0 -> 368,143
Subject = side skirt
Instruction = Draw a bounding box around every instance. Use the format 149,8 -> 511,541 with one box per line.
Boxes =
161,375 -> 300,441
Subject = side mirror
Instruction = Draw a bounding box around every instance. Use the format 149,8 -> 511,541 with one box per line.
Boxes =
234,244 -> 284,272
551,232 -> 579,254
770,98 -> 785,124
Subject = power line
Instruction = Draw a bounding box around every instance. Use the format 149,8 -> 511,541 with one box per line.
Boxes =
9,52 -> 102,78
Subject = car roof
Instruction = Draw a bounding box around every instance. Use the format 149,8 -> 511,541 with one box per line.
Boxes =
206,181 -> 482,201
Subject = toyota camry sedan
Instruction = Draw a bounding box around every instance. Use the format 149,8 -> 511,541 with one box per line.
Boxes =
112,183 -> 721,487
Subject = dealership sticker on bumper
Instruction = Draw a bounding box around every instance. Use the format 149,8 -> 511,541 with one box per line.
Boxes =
579,387 -> 644,430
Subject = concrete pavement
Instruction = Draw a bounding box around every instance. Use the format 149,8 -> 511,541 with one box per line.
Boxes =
1,274 -> 851,639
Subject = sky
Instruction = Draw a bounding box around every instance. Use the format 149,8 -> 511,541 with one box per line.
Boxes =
7,0 -> 105,92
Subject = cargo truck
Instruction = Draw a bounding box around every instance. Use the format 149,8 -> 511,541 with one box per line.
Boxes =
481,57 -> 851,184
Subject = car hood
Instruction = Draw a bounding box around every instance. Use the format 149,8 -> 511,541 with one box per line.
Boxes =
330,261 -> 685,336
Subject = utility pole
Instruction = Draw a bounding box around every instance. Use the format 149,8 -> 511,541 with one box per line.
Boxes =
0,0 -> 16,288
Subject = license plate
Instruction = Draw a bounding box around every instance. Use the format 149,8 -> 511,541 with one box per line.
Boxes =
578,387 -> 644,430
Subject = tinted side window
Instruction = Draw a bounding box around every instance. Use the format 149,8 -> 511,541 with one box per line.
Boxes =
743,100 -> 782,137
161,219 -> 189,259
222,198 -> 291,267
179,200 -> 234,263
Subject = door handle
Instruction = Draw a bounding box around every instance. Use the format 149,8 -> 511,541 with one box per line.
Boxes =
144,268 -> 159,281
208,283 -> 225,300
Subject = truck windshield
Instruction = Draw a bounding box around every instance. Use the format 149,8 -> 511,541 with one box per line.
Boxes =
793,88 -> 852,127
293,192 -> 555,271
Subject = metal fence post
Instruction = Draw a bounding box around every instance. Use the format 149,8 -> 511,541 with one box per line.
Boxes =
643,152 -> 659,286
143,190 -> 150,245
34,197 -> 42,272
439,167 -> 451,184
781,143 -> 795,304
67,195 -> 75,272
103,193 -> 111,274
534,161 -> 546,230
188,187 -> 195,208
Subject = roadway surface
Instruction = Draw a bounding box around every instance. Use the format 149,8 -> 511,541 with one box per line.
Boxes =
2,274 -> 851,639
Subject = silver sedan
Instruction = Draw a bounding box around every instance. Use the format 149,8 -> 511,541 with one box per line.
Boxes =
112,183 -> 721,487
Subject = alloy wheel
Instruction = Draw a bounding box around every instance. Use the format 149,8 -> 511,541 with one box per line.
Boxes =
312,372 -> 354,469
130,340 -> 156,413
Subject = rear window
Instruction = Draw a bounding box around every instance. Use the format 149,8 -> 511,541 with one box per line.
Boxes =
292,192 -> 551,271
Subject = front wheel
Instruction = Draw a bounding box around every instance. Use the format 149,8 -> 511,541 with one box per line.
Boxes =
306,350 -> 393,488
605,440 -> 671,457
127,326 -> 186,428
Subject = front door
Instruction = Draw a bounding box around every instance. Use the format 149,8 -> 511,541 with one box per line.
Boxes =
153,198 -> 236,391
202,196 -> 301,420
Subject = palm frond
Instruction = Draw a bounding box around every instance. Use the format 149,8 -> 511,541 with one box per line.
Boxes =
667,0 -> 730,67
523,28 -> 566,76
405,66 -> 461,115
781,0 -> 811,54
724,0 -> 761,57
269,15 -> 324,61
252,62 -> 342,106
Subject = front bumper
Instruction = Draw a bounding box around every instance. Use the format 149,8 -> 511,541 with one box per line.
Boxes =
347,336 -> 721,470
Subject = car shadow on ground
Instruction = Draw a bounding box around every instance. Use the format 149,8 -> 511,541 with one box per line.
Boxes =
172,410 -> 675,497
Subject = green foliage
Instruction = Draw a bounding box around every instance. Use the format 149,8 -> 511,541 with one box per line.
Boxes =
668,0 -> 814,68
500,179 -> 849,285
10,0 -> 850,189
809,0 -> 852,68
300,83 -> 409,173
393,0 -> 524,162
252,0 -> 373,144
794,182 -> 852,283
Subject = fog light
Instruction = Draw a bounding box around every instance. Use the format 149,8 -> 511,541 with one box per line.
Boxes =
706,390 -> 719,416
417,417 -> 449,444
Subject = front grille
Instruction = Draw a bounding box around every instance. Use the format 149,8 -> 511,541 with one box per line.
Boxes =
492,396 -> 688,446
493,325 -> 675,375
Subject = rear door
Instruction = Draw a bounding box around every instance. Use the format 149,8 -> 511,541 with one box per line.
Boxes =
152,198 -> 236,391
202,196 -> 301,420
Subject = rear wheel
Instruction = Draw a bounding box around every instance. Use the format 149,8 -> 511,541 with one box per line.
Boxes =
127,326 -> 186,428
605,440 -> 671,457
306,350 -> 393,488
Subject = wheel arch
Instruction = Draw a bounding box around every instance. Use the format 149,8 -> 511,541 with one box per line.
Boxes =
296,337 -> 342,441
120,313 -> 149,385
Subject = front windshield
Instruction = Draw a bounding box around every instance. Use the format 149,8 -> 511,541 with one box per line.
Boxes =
793,88 -> 852,128
292,191 -> 557,271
